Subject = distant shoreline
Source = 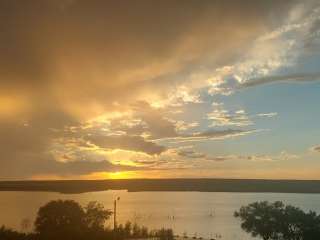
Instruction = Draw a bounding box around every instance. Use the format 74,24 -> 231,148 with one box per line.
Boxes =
1,179 -> 320,194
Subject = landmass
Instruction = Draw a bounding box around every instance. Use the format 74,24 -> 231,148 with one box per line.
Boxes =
0,178 -> 320,194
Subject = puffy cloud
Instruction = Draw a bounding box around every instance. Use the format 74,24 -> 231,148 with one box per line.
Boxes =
0,117 -> 143,179
207,2 -> 320,94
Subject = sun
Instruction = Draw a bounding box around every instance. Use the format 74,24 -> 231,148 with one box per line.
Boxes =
86,171 -> 143,179
109,172 -> 128,179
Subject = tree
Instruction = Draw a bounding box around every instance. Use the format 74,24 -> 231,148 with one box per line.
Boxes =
84,201 -> 112,230
124,221 -> 132,238
155,228 -> 174,240
35,200 -> 86,239
0,225 -> 34,240
132,223 -> 141,238
141,226 -> 149,237
235,201 -> 320,240
234,201 -> 284,240
298,210 -> 320,240
281,205 -> 305,240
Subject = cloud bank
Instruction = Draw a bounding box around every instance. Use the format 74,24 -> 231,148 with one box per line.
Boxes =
0,0 -> 316,179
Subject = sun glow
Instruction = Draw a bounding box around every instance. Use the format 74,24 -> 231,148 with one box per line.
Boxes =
88,171 -> 143,179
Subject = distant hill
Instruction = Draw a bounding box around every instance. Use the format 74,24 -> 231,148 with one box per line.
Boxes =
1,179 -> 320,194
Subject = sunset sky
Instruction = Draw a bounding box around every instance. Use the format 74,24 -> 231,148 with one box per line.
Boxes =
1,0 -> 320,180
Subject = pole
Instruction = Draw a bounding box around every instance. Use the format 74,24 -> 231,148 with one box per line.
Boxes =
114,199 -> 117,230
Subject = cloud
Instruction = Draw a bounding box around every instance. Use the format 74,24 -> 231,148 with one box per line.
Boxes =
86,135 -> 166,155
311,145 -> 320,153
207,2 -> 320,95
207,103 -> 252,127
174,121 -> 199,132
257,112 -> 278,118
239,72 -> 320,88
203,151 -> 299,163
246,151 -> 299,162
176,147 -> 229,162
166,129 -> 259,143
177,148 -> 207,159
0,0 -> 307,179
0,0 -> 295,118
0,117 -> 145,179
156,148 -> 300,172
206,103 -> 277,128
40,159 -> 141,176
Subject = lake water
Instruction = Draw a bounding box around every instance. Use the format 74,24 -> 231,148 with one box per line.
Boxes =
1,191 -> 320,240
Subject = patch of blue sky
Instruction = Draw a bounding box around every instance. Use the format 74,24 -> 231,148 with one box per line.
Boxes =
196,81 -> 320,156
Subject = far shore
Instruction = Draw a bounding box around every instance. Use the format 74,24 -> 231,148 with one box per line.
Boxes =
1,178 -> 320,194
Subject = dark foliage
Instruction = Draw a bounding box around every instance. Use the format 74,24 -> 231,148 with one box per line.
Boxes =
235,201 -> 320,240
0,199 -> 173,240
35,200 -> 86,239
0,226 -> 34,240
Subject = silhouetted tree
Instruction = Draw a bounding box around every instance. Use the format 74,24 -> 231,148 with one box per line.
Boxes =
141,226 -> 149,237
20,218 -> 31,233
235,201 -> 320,240
35,200 -> 86,239
84,201 -> 112,230
0,226 -> 33,240
132,223 -> 141,238
155,228 -> 174,240
124,221 -> 132,238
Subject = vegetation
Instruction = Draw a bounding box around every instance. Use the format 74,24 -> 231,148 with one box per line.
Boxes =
4,199 -> 320,240
235,201 -> 320,240
0,199 -> 173,240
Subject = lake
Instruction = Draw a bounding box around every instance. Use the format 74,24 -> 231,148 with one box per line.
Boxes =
1,191 -> 320,240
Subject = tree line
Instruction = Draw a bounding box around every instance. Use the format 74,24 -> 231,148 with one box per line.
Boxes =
2,199 -> 320,240
0,199 -> 174,240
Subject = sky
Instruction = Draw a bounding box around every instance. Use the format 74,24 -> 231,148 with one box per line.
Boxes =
1,0 -> 320,180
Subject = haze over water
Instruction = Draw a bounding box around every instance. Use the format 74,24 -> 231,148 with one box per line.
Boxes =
1,191 -> 320,240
